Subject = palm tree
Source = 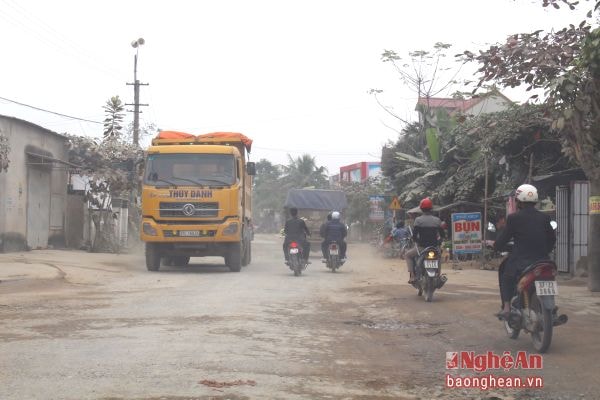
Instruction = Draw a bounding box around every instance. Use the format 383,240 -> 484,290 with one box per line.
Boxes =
103,96 -> 125,140
283,154 -> 329,189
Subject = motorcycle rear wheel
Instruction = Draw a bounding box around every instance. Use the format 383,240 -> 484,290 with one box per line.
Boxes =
530,293 -> 553,353
290,254 -> 302,276
330,256 -> 339,272
425,278 -> 435,302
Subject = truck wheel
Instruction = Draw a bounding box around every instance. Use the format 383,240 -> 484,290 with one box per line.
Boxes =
145,243 -> 161,271
173,256 -> 190,266
242,242 -> 251,266
226,242 -> 242,272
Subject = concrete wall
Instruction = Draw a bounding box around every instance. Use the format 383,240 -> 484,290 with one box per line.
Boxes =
0,116 -> 68,252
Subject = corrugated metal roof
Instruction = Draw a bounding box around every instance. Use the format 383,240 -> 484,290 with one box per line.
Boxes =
284,189 -> 348,211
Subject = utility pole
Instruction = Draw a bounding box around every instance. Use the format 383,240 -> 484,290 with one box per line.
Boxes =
482,154 -> 489,270
126,38 -> 149,147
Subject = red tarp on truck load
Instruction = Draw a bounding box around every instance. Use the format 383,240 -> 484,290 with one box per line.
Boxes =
156,131 -> 195,140
154,131 -> 252,153
197,132 -> 252,153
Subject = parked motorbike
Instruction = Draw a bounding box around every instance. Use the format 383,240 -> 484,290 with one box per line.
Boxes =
323,241 -> 343,272
287,241 -> 308,276
411,246 -> 448,302
499,257 -> 568,353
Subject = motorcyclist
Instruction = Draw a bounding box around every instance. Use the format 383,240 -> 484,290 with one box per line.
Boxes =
392,220 -> 410,259
319,212 -> 332,238
405,198 -> 445,284
283,207 -> 311,264
493,184 -> 556,319
392,220 -> 410,240
320,211 -> 347,262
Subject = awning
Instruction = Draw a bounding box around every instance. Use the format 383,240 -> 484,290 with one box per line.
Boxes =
407,200 -> 504,214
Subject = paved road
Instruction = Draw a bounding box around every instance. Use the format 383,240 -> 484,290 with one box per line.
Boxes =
1,235 -> 599,400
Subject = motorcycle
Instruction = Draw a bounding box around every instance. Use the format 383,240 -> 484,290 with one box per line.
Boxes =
411,246 -> 448,302
381,227 -> 413,258
287,241 -> 308,276
499,257 -> 568,353
323,241 -> 343,272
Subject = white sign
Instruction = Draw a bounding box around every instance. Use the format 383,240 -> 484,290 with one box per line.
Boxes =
452,212 -> 482,254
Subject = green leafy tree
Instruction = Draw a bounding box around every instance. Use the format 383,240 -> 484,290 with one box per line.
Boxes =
67,135 -> 144,252
382,104 -> 573,209
253,159 -> 286,232
462,0 -> 600,290
254,159 -> 285,211
103,96 -> 125,139
340,176 -> 389,225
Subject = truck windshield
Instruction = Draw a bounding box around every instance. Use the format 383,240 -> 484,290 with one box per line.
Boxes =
145,153 -> 236,187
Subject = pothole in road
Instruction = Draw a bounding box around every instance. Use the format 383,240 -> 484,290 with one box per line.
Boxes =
343,319 -> 443,331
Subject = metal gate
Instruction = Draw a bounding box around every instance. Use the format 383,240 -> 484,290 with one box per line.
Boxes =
555,186 -> 569,273
571,181 -> 589,272
27,166 -> 51,249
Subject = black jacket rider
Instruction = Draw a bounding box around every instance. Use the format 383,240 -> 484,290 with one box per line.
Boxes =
283,215 -> 311,261
321,220 -> 347,258
494,206 -> 556,304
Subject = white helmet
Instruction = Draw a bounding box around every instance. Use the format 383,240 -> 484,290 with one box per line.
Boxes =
331,211 -> 341,220
515,184 -> 538,203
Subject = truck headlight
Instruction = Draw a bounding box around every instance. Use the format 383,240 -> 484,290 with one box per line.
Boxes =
143,222 -> 158,236
223,222 -> 239,236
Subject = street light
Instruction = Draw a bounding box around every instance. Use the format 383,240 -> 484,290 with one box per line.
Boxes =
129,38 -> 145,146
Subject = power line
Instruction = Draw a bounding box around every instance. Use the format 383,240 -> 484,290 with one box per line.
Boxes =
0,95 -> 103,124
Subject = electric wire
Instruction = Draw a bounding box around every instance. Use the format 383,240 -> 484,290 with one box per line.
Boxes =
0,95 -> 103,124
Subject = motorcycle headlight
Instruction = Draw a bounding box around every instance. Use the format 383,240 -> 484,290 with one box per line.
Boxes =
427,251 -> 436,259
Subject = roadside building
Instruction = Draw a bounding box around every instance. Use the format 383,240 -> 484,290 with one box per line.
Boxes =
340,161 -> 381,183
416,90 -> 513,125
0,115 -> 70,252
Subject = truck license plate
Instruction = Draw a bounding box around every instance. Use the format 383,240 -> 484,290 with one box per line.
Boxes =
535,281 -> 558,296
179,230 -> 201,237
424,260 -> 438,269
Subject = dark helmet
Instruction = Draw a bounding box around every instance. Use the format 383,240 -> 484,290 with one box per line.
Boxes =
419,197 -> 433,211
290,207 -> 298,216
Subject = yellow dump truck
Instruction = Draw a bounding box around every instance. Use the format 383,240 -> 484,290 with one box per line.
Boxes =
140,131 -> 255,272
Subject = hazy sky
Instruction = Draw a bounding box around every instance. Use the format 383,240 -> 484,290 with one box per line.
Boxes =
0,0 -> 589,173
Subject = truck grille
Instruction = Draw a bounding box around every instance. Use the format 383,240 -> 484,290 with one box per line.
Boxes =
159,202 -> 219,218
